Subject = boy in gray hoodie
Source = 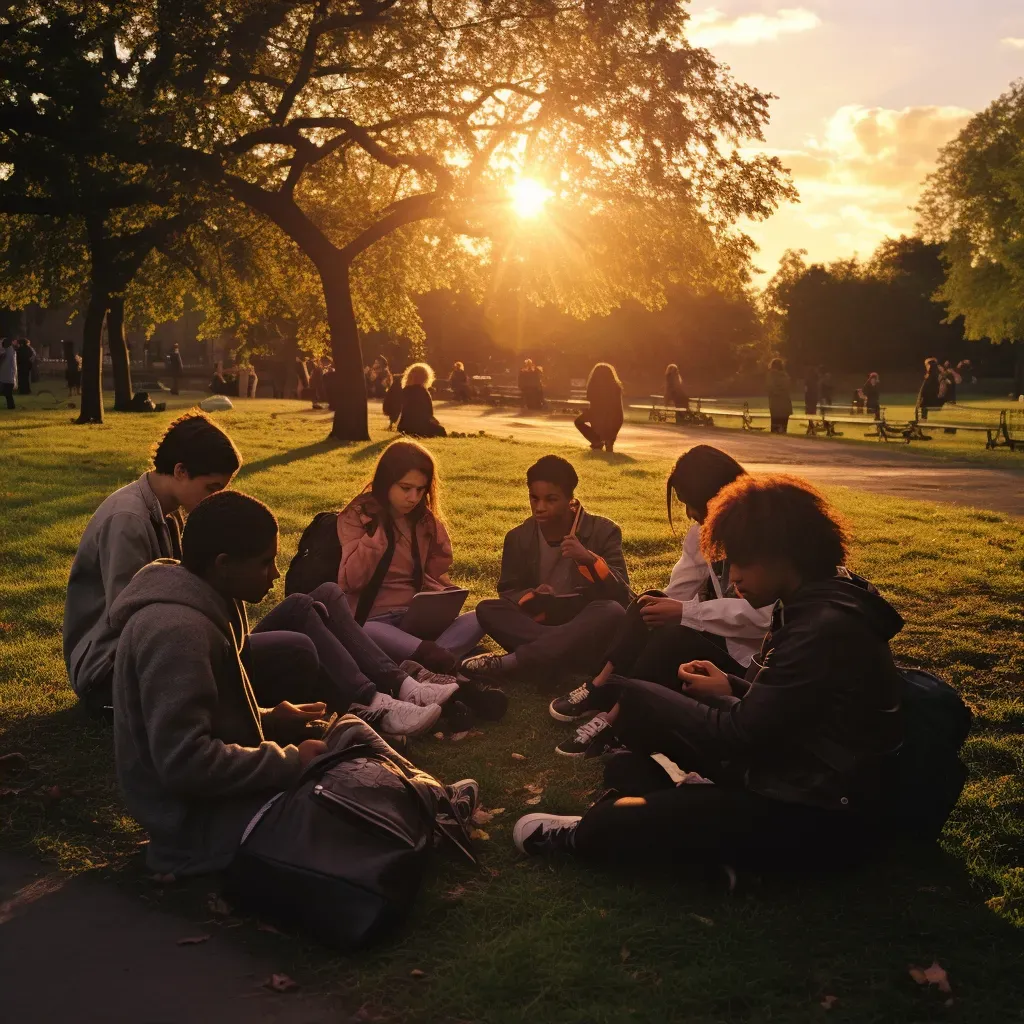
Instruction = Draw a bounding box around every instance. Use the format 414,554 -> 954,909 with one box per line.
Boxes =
64,412 -> 242,712
112,491 -> 465,877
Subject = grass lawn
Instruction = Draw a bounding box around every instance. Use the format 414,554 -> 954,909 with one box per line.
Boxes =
1,395 -> 1023,1023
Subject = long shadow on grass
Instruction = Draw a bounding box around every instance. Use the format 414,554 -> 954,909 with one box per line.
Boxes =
236,439 -> 346,479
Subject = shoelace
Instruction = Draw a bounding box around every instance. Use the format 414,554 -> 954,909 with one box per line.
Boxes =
566,684 -> 591,705
573,715 -> 609,745
531,822 -> 577,853
353,703 -> 387,725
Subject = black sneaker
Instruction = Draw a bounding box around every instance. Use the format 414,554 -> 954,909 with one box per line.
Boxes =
555,715 -> 618,758
456,677 -> 509,721
460,652 -> 507,678
513,813 -> 582,855
548,682 -> 608,722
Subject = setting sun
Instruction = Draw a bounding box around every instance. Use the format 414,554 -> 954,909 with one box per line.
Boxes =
509,178 -> 553,218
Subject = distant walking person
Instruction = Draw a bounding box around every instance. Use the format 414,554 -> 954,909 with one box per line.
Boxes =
519,358 -> 545,409
917,358 -> 945,420
664,363 -> 689,424
67,354 -> 83,397
168,344 -> 184,395
398,362 -> 447,438
0,337 -> 16,409
574,362 -> 624,453
862,372 -> 881,419
766,358 -> 792,434
15,338 -> 35,395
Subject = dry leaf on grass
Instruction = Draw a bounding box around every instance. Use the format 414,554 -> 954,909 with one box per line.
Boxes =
432,732 -> 444,740
688,914 -> 714,927
820,995 -> 839,1010
525,795 -> 542,806
264,974 -> 299,993
909,961 -> 952,994
410,968 -> 426,979
443,885 -> 469,901
598,909 -> 607,918
471,807 -> 500,825
176,934 -> 210,946
523,783 -> 544,795
470,828 -> 490,841
511,752 -> 526,761
620,946 -> 631,962
450,731 -> 469,742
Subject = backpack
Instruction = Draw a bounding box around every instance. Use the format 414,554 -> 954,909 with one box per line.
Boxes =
223,723 -> 475,949
284,511 -> 343,598
884,668 -> 972,842
129,391 -> 157,412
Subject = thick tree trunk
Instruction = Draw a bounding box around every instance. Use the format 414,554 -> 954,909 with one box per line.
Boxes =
77,290 -> 108,424
321,264 -> 370,441
107,295 -> 134,411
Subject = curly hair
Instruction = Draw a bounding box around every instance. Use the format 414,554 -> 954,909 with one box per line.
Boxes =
701,474 -> 849,581
402,362 -> 435,389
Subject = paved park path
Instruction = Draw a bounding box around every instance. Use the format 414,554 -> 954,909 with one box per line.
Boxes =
436,403 -> 1024,517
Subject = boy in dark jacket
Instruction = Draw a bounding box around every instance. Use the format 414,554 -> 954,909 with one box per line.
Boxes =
466,455 -> 630,678
513,474 -> 903,872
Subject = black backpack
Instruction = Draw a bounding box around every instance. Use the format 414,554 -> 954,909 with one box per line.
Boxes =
129,391 -> 157,412
284,511 -> 343,598
223,719 -> 475,949
885,668 -> 972,841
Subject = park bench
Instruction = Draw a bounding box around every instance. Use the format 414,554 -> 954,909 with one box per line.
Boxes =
629,396 -> 717,426
808,406 -> 895,441
906,406 -> 1023,450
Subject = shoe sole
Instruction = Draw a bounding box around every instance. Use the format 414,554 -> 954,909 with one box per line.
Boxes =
554,744 -> 589,758
548,700 -> 599,723
513,813 -> 582,853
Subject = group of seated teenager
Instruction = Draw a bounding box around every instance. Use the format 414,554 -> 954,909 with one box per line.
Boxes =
63,409 -> 908,890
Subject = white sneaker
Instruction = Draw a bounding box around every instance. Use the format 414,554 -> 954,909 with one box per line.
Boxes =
398,661 -> 460,706
354,692 -> 442,737
513,813 -> 583,855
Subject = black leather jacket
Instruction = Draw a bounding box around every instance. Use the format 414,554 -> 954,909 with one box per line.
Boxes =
624,572 -> 904,811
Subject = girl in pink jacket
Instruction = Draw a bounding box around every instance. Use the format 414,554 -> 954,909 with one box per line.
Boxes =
337,441 -> 484,673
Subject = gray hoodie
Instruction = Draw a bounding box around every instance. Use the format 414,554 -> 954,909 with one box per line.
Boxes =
63,473 -> 182,697
110,561 -> 302,876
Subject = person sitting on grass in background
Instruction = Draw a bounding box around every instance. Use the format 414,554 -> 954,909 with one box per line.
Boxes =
110,490 -> 479,879
548,445 -> 772,757
465,455 -> 631,681
63,411 -> 241,715
397,362 -> 447,438
513,475 -> 904,874
337,441 -> 504,725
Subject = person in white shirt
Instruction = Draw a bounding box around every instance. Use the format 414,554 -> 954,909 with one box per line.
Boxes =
548,445 -> 771,756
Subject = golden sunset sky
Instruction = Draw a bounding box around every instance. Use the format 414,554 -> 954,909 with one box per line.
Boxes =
688,0 -> 1024,277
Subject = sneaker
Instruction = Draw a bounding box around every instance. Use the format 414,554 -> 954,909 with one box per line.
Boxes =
353,693 -> 442,738
460,652 -> 508,678
398,663 -> 460,707
513,813 -> 582,855
455,676 -> 509,721
446,778 -> 481,825
549,682 -> 606,722
555,714 -> 617,758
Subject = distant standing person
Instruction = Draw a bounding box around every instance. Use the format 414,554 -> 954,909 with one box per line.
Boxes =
0,337 -> 16,409
766,357 -> 792,434
398,362 -> 447,438
819,368 -> 834,409
449,361 -> 471,402
862,372 -> 881,419
368,356 -> 393,400
664,363 -> 689,424
803,365 -> 820,423
67,353 -> 83,397
917,358 -> 945,420
518,358 -> 545,409
574,362 -> 624,453
15,338 -> 35,395
168,344 -> 184,395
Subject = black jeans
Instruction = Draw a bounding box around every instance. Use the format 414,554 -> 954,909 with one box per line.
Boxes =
573,412 -> 621,450
244,582 -> 407,712
573,681 -> 876,870
1,383 -> 14,409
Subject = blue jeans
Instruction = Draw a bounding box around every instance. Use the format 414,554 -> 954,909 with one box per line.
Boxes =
245,583 -> 407,711
364,609 -> 485,664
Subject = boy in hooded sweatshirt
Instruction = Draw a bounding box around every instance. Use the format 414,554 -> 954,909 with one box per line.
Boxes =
111,491 -> 478,878
513,475 -> 904,872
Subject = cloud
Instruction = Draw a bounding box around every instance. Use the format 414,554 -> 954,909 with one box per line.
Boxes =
689,7 -> 821,47
745,104 -> 974,274
1001,37 -> 1024,49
